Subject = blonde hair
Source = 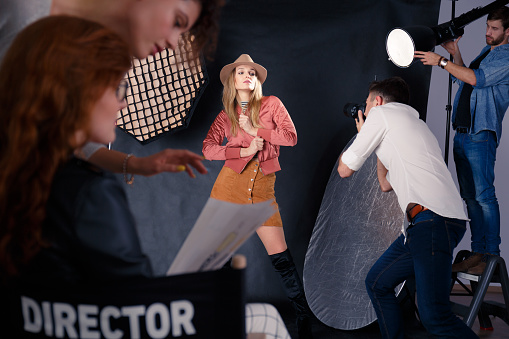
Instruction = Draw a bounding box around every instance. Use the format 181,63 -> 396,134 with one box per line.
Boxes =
221,68 -> 264,136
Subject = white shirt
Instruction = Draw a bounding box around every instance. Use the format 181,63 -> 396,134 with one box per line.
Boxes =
342,102 -> 467,221
80,142 -> 106,160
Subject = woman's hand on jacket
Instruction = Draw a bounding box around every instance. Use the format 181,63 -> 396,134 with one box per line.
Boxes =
239,114 -> 258,137
240,136 -> 264,157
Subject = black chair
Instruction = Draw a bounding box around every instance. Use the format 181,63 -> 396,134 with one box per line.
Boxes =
1,258 -> 247,339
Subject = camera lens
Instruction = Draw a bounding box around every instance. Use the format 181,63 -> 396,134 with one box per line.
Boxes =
343,103 -> 366,119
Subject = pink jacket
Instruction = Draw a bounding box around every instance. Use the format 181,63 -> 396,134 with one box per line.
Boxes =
203,96 -> 297,175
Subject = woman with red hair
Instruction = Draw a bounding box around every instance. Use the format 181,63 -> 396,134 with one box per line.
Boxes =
0,16 -> 151,284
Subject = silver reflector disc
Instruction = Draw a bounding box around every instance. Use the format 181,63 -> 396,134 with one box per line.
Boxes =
386,28 -> 415,68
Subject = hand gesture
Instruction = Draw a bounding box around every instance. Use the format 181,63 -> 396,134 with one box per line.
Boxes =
239,114 -> 257,136
414,51 -> 441,66
441,36 -> 462,57
248,136 -> 264,155
355,110 -> 365,132
132,149 -> 207,178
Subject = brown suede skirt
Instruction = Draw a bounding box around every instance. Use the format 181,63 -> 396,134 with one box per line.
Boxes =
210,159 -> 283,227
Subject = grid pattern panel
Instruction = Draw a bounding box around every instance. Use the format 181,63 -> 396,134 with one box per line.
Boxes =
117,43 -> 208,144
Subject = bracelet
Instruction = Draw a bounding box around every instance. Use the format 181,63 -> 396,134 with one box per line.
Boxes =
439,57 -> 449,69
123,153 -> 134,185
437,56 -> 443,67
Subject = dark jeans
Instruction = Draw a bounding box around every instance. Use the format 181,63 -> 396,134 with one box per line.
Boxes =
365,210 -> 478,339
453,130 -> 500,255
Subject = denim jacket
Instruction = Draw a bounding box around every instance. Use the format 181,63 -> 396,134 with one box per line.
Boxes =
203,96 -> 297,175
452,44 -> 509,145
21,158 -> 154,287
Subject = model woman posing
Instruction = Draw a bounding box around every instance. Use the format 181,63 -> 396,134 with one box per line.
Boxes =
203,54 -> 313,338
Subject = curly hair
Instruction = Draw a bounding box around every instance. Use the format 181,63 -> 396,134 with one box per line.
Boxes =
0,16 -> 131,278
185,0 -> 225,59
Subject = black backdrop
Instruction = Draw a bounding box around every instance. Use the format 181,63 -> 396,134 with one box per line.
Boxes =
112,0 -> 440,303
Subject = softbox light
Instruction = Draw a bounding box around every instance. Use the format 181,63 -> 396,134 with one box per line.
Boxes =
117,41 -> 208,144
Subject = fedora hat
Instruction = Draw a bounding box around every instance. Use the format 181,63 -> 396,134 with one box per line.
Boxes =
219,54 -> 267,86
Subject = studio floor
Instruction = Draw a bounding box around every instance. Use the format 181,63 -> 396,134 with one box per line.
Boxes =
274,288 -> 509,338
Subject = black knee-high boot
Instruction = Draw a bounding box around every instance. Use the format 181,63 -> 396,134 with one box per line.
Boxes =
270,249 -> 313,339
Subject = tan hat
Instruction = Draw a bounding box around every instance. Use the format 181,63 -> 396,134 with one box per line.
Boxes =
219,54 -> 267,86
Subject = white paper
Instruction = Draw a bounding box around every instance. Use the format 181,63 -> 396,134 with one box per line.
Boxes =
167,198 -> 276,276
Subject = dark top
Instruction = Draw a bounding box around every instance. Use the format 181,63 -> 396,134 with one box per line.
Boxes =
19,157 -> 153,287
453,48 -> 491,129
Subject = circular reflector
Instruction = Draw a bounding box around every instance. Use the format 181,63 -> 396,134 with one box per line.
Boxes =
386,28 -> 415,68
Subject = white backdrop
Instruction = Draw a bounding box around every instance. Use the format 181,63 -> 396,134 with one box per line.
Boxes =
426,0 -> 509,262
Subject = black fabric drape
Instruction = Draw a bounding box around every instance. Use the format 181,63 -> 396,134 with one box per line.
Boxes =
113,0 -> 440,302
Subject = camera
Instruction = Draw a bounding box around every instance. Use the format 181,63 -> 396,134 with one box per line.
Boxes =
343,102 -> 366,120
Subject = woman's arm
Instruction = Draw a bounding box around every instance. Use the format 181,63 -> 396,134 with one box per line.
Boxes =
240,137 -> 264,157
256,97 -> 297,146
87,148 -> 207,179
203,111 -> 259,160
202,112 -> 232,160
80,145 -> 207,180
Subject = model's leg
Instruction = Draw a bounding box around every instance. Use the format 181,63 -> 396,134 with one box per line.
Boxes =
257,226 -> 288,255
365,234 -> 413,339
257,226 -> 313,339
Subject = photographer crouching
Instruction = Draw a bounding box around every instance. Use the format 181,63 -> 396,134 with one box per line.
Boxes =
337,77 -> 478,339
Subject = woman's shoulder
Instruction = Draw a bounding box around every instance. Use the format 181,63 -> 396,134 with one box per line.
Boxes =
53,158 -> 120,198
261,95 -> 284,108
211,108 -> 228,120
211,109 -> 229,126
60,157 -> 113,179
261,96 -> 286,112
262,95 -> 282,104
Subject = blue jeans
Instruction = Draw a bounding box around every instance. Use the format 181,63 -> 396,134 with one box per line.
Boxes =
365,211 -> 478,339
453,130 -> 500,255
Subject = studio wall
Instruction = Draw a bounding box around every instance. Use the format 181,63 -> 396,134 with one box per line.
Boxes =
113,0 -> 441,302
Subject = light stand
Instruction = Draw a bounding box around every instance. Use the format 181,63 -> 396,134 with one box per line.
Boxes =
444,0 -> 457,166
